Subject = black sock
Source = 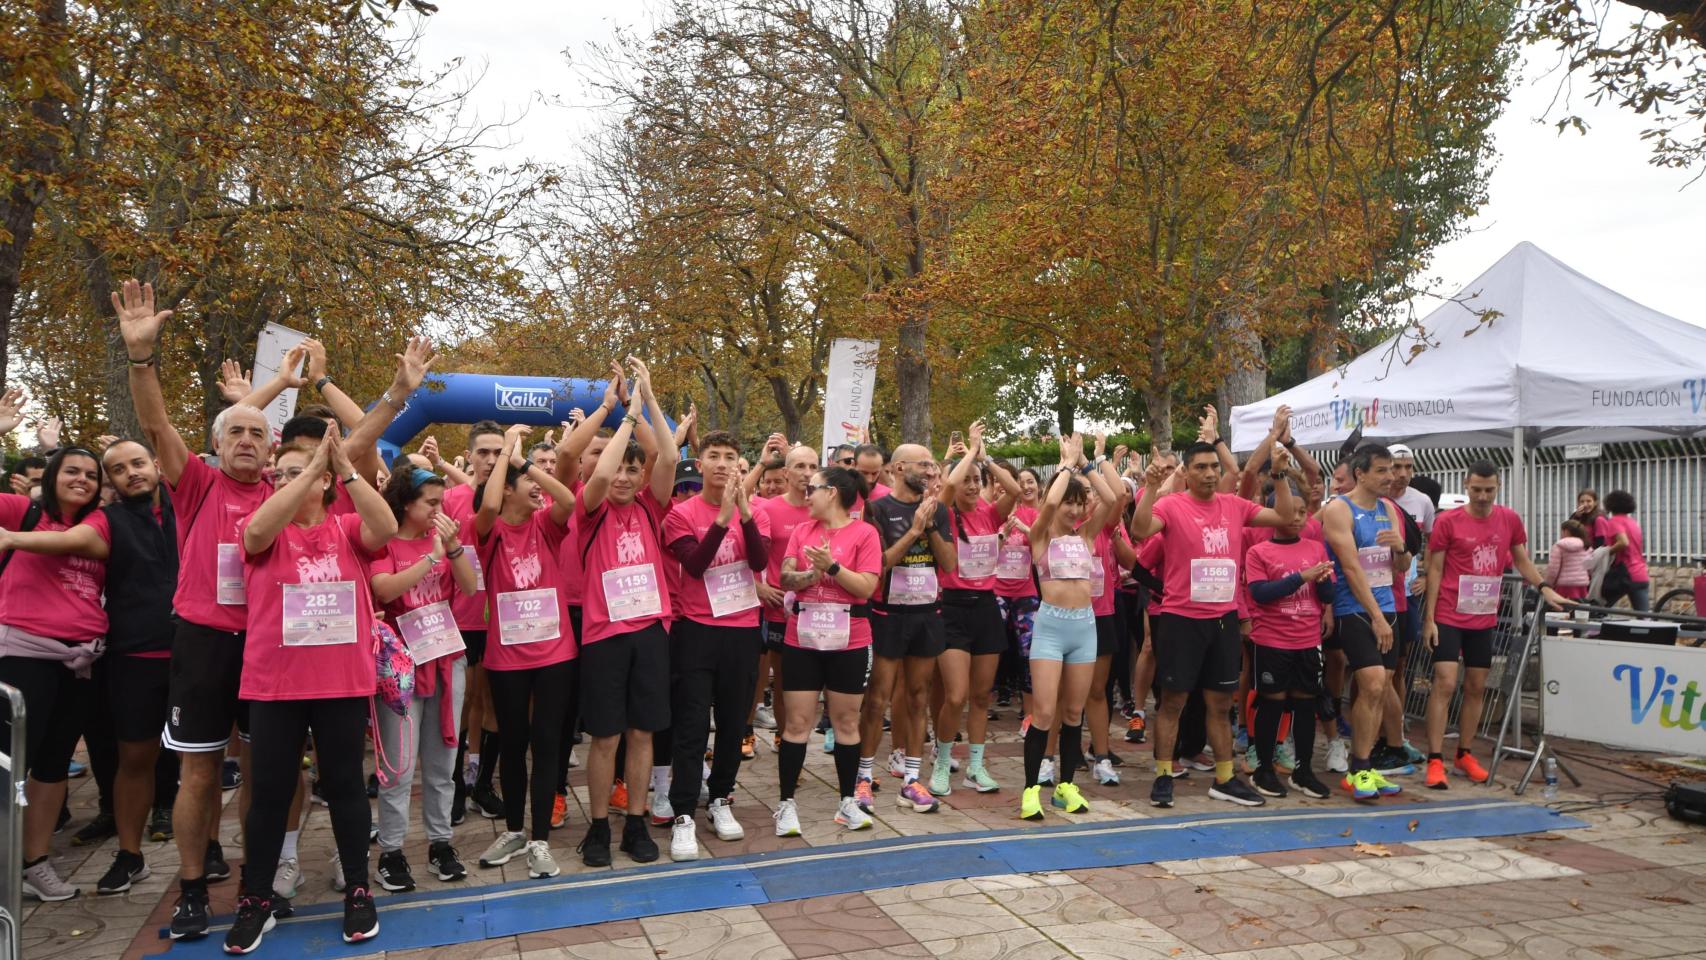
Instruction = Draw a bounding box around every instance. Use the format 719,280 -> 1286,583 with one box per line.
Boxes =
1457,747 -> 1471,759
453,740 -> 468,784
833,741 -> 861,798
1058,723 -> 1083,785
1023,725 -> 1049,787
778,739 -> 807,801
24,855 -> 46,869
181,876 -> 208,897
1288,697 -> 1316,771
1254,699 -> 1282,770
476,730 -> 501,791
1429,752 -> 1443,762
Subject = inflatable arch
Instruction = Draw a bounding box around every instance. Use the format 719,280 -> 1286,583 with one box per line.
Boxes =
375,373 -> 664,465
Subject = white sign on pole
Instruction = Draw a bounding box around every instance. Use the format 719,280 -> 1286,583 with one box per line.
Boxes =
1541,635 -> 1706,755
820,338 -> 879,457
253,322 -> 310,443
1564,443 -> 1603,461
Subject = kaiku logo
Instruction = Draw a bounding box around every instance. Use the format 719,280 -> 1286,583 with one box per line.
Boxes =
495,382 -> 553,413
1614,664 -> 1705,732
1687,377 -> 1706,416
1329,398 -> 1379,432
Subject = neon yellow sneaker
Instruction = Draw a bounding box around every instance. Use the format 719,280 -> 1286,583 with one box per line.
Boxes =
1050,781 -> 1090,814
1020,784 -> 1044,821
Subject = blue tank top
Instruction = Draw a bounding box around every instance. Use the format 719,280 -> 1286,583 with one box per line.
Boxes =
1330,495 -> 1397,616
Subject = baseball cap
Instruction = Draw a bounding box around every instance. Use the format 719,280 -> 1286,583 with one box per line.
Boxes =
1388,443 -> 1415,461
674,459 -> 703,488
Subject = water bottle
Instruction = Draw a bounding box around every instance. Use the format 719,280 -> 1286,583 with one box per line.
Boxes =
1542,757 -> 1559,800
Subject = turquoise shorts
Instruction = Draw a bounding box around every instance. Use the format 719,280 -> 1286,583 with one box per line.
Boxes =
1028,603 -> 1097,665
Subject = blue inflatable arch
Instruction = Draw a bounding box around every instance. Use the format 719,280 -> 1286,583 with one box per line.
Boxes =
376,373 -> 660,465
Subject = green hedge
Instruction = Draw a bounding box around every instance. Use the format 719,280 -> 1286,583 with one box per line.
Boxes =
984,428 -> 1200,464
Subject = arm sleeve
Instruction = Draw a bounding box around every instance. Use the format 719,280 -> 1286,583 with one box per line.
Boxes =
669,522 -> 730,578
1249,573 -> 1306,604
740,516 -> 768,571
1314,579 -> 1335,603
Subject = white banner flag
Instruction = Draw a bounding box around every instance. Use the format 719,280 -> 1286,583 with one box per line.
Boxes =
821,338 -> 879,458
253,322 -> 310,443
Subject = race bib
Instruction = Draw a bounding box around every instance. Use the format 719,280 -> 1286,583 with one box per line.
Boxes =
396,600 -> 465,664
217,542 -> 246,605
1456,575 -> 1501,616
1046,537 -> 1093,580
602,563 -> 663,622
995,543 -> 1032,580
706,560 -> 760,618
1357,546 -> 1394,588
888,566 -> 939,605
1090,557 -> 1106,599
958,535 -> 999,579
1189,558 -> 1237,604
797,602 -> 851,651
496,588 -> 561,645
281,581 -> 357,646
468,549 -> 484,592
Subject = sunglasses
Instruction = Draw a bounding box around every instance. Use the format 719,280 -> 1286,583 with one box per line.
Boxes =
805,482 -> 832,495
836,457 -> 855,465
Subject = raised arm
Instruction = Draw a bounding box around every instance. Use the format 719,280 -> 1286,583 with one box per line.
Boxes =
114,280 -> 190,483
581,407 -> 638,516
235,343 -> 308,412
243,432 -> 333,555
329,433 -> 397,552
985,450 -> 1022,519
1240,405 -> 1290,500
1030,469 -> 1069,548
477,425 -> 525,538
515,429 -> 577,527
1129,458 -> 1171,540
630,357 -> 677,505
339,337 -> 437,484
303,338 -> 370,429
1250,451 -> 1297,528
555,371 -> 623,486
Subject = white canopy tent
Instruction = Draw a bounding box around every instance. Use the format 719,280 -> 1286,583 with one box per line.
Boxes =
1231,241 -> 1706,512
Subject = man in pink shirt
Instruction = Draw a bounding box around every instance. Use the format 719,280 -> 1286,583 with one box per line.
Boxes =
442,421 -> 508,821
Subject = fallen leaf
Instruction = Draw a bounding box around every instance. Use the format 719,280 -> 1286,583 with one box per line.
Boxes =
1353,841 -> 1394,858
1170,950 -> 1184,957
1340,827 -> 1354,837
1647,895 -> 1690,905
1194,885 -> 1215,894
1407,819 -> 1420,832
1569,898 -> 1583,910
1664,836 -> 1691,845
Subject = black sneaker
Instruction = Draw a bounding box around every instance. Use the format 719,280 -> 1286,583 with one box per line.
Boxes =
1289,769 -> 1332,799
204,840 -> 231,882
96,850 -> 150,894
223,895 -> 277,954
1207,776 -> 1267,807
577,819 -> 612,867
342,886 -> 379,943
149,806 -> 175,842
54,803 -> 71,834
366,772 -> 380,799
619,815 -> 658,863
221,758 -> 242,791
1150,774 -> 1174,808
1373,746 -> 1416,776
1251,766 -> 1288,799
169,888 -> 211,940
450,779 -> 468,826
376,850 -> 416,892
310,778 -> 328,806
1103,750 -> 1124,767
72,812 -> 118,846
427,841 -> 467,882
471,785 -> 505,820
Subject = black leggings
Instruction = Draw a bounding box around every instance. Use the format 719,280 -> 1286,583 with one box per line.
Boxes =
0,654 -> 89,783
244,697 -> 371,898
487,660 -> 574,840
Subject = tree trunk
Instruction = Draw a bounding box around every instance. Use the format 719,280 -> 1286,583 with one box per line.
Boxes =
0,0 -> 71,386
1054,368 -> 1077,436
1215,307 -> 1267,441
896,313 -> 932,445
1143,325 -> 1173,452
767,375 -> 806,447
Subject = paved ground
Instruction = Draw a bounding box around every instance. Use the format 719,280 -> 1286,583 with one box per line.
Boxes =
17,709 -> 1706,960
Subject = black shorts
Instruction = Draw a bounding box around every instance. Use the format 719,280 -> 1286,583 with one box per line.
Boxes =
1153,612 -> 1242,693
569,605 -> 584,645
1336,612 -> 1399,672
1094,614 -> 1118,658
111,654 -> 173,742
781,644 -> 868,695
1252,645 -> 1323,696
763,619 -> 787,653
943,593 -> 1005,656
871,606 -> 945,660
1434,624 -> 1494,670
460,629 -> 488,667
578,623 -> 671,736
162,619 -> 249,752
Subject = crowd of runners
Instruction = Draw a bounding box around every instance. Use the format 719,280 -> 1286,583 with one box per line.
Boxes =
1,279 -> 1579,954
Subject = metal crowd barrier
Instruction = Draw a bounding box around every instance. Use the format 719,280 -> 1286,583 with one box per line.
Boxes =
1400,572 -> 1530,742
1,681 -> 24,960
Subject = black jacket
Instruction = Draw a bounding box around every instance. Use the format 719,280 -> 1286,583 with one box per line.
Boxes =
101,487 -> 179,655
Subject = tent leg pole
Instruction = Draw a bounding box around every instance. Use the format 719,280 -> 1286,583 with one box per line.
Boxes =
1512,426 -> 1525,518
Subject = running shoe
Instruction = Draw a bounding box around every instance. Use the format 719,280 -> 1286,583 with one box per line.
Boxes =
1037,758 -> 1055,785
272,857 -> 301,899
741,734 -> 757,761
342,886 -> 379,943
823,727 -> 835,753
1453,752 -> 1490,784
1092,757 -> 1120,786
1369,769 -> 1403,796
577,819 -> 612,868
773,799 -> 801,837
97,850 -> 150,895
478,831 -> 527,867
1251,766 -> 1287,798
754,704 -> 777,729
149,806 -> 175,842
471,785 -> 505,819
1426,757 -> 1449,790
669,816 -> 699,861
835,796 -> 873,830
1050,781 -> 1090,814
1290,769 -> 1331,799
650,792 -> 674,828
1401,739 -> 1427,765
551,792 -> 568,830
221,758 -> 242,791
71,812 -> 116,846
888,749 -> 906,779
1150,774 -> 1175,808
1208,777 -> 1266,807
526,840 -> 559,878
854,777 -> 876,812
1344,769 -> 1381,801
1276,740 -> 1297,771
896,780 -> 940,813
169,888 -> 209,939
709,797 -> 745,841
1233,726 -> 1250,754
376,850 -> 415,892
204,840 -> 231,882
1372,746 -> 1416,776
1325,738 -> 1350,774
1020,784 -> 1044,821
428,841 -> 466,882
223,895 -> 277,954
620,814 -> 659,862
929,757 -> 954,797
962,764 -> 999,793
609,778 -> 629,811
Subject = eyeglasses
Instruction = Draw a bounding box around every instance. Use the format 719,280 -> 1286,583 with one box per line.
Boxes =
805,483 -> 831,495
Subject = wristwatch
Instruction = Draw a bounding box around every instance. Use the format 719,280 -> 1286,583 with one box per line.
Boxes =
342,472 -> 361,486
315,376 -> 333,392
826,562 -> 842,577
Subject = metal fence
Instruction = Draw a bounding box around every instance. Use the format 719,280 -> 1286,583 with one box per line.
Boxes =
1400,574 -> 1531,740
1,682 -> 24,960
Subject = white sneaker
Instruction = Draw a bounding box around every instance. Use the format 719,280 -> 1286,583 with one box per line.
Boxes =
478,830 -> 527,867
526,840 -> 560,878
1325,738 -> 1350,774
650,792 -> 675,828
708,797 -> 744,841
835,796 -> 873,831
754,704 -> 777,729
1093,758 -> 1120,786
670,815 -> 699,861
773,799 -> 801,837
330,853 -> 346,892
22,858 -> 78,901
272,857 -> 301,899
887,749 -> 906,779
1038,758 -> 1056,785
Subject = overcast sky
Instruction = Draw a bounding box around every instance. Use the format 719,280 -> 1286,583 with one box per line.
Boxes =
406,3 -> 1706,327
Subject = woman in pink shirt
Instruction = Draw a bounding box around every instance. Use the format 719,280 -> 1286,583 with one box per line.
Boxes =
226,432 -> 396,953
995,467 -> 1042,716
1598,490 -> 1650,611
0,444 -> 109,902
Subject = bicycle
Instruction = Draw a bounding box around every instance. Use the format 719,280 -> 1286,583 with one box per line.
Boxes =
1655,555 -> 1706,617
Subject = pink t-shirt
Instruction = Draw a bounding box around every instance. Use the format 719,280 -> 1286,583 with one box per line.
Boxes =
1597,514 -> 1648,582
783,519 -> 883,651
441,483 -> 489,630
372,522 -> 473,619
479,509 -> 576,669
558,479 -> 588,609
1245,537 -> 1331,649
940,499 -> 1002,593
1086,524 -> 1131,617
1430,505 -> 1527,630
578,491 -> 672,645
758,496 -> 812,623
0,496 -> 110,642
1150,492 -> 1263,619
849,483 -> 893,522
1237,524 -> 1275,620
328,479 -> 357,517
238,512 -> 380,701
168,456 -> 272,633
662,495 -> 773,628
994,503 -> 1038,599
